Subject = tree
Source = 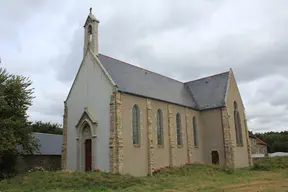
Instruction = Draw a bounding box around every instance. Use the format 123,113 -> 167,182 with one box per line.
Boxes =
30,121 -> 63,135
0,67 -> 39,178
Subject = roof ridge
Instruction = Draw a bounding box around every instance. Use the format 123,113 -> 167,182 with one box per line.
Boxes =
99,53 -> 184,83
184,71 -> 230,84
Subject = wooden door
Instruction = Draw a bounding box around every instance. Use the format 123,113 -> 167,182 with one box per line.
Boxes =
211,151 -> 219,165
85,139 -> 92,171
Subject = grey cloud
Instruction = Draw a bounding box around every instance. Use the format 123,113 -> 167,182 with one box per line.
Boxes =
54,27 -> 83,82
108,2 -> 288,83
254,76 -> 288,109
2,0 -> 288,132
29,100 -> 63,117
0,1 -> 60,44
55,0 -> 226,82
28,80 -> 67,123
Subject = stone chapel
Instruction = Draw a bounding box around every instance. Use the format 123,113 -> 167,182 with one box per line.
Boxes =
61,8 -> 252,176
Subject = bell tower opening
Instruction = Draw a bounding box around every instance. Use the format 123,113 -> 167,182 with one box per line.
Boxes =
88,25 -> 93,43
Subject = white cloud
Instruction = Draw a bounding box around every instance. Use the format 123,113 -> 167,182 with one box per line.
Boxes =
1,0 -> 287,133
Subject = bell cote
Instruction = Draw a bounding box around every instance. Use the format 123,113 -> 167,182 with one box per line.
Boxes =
83,8 -> 99,56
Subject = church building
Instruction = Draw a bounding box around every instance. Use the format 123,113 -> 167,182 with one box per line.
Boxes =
61,9 -> 252,176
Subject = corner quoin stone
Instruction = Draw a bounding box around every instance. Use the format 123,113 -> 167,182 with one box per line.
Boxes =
146,99 -> 154,176
114,92 -> 124,174
185,108 -> 193,163
221,107 -> 235,169
61,102 -> 68,170
167,104 -> 175,166
109,93 -> 116,173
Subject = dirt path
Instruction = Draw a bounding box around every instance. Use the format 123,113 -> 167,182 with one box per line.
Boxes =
221,180 -> 288,192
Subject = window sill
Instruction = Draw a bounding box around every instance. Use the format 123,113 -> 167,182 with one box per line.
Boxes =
177,145 -> 183,148
133,144 -> 140,148
194,146 -> 199,149
157,145 -> 164,148
237,144 -> 244,147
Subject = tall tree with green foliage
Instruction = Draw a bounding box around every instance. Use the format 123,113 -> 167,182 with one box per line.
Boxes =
0,67 -> 39,178
30,121 -> 63,135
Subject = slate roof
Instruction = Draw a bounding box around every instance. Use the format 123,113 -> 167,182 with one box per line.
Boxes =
184,72 -> 229,110
256,138 -> 267,146
98,54 -> 230,110
33,133 -> 62,155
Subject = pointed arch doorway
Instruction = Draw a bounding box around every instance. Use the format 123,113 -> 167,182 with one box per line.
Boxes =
85,138 -> 92,171
75,108 -> 98,171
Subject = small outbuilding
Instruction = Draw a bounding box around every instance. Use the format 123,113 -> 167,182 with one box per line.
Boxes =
17,132 -> 63,171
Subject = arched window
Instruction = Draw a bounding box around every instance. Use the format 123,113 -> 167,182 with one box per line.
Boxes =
193,116 -> 198,147
176,113 -> 182,146
132,104 -> 140,145
234,101 -> 243,146
156,109 -> 164,146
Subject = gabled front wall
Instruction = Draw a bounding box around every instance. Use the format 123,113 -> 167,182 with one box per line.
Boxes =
226,73 -> 250,168
66,51 -> 113,171
200,108 -> 225,166
120,93 -> 205,176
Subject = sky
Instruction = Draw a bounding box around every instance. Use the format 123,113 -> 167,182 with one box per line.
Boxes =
1,0 -> 288,133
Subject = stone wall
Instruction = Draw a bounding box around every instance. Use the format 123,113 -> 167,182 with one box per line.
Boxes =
167,104 -> 176,166
109,91 -> 124,174
61,102 -> 68,170
17,155 -> 62,172
244,117 -> 253,166
109,92 -> 116,173
255,144 -> 268,154
185,108 -> 193,163
221,107 -> 235,168
146,99 -> 154,175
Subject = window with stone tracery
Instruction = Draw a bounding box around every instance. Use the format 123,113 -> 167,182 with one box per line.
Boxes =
234,101 -> 243,146
176,113 -> 182,146
132,104 -> 140,145
156,109 -> 164,146
193,116 -> 198,147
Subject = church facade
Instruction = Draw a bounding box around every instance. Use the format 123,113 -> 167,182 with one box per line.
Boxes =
61,9 -> 252,176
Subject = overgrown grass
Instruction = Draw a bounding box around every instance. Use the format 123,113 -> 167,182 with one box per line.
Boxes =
0,171 -> 144,192
1,156 -> 288,192
253,156 -> 288,171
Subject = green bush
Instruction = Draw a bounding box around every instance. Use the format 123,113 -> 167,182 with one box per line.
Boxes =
0,151 -> 18,179
252,156 -> 288,171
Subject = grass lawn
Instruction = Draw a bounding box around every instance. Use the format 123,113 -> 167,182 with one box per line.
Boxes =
1,157 -> 288,192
